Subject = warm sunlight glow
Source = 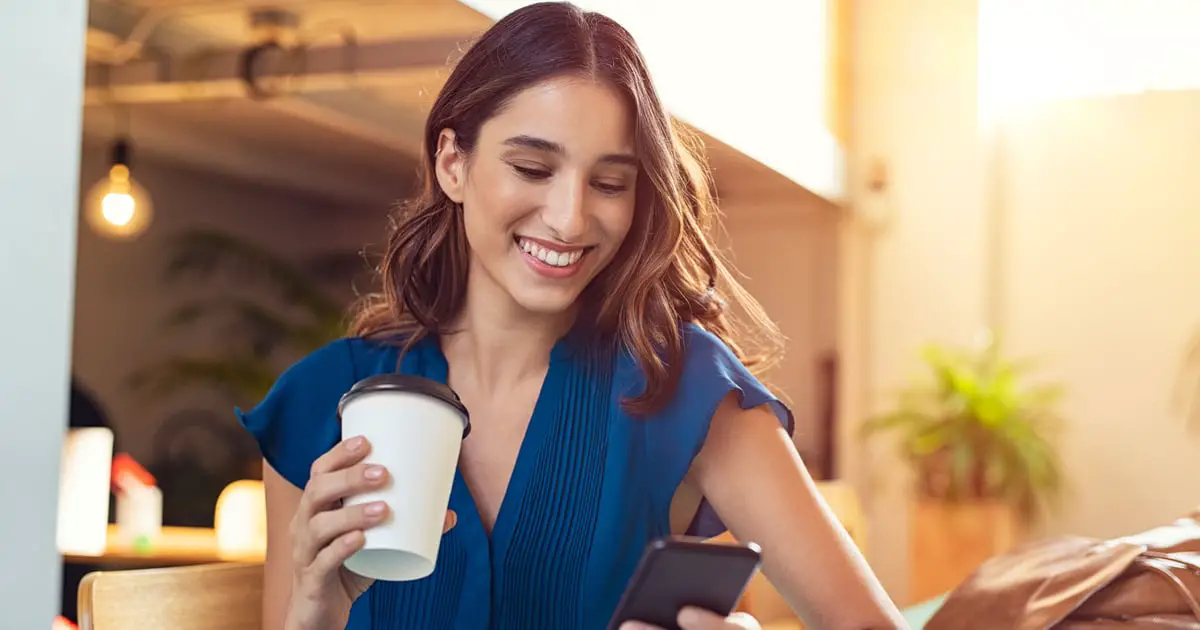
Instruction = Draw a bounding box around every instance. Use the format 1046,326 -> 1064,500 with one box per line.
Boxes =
979,0 -> 1200,122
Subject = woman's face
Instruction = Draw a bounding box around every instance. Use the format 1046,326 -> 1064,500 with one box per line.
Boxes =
435,76 -> 638,318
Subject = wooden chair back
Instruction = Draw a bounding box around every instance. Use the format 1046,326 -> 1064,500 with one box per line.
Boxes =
77,562 -> 262,630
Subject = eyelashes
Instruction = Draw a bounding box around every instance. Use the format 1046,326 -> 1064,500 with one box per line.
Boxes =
509,163 -> 630,196
512,164 -> 551,180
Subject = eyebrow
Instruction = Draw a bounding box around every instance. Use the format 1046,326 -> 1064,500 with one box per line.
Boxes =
503,134 -> 639,167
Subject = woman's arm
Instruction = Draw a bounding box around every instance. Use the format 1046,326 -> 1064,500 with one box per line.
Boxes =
690,394 -> 907,630
263,461 -> 303,630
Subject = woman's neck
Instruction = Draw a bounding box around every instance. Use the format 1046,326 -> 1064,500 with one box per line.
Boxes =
441,270 -> 575,395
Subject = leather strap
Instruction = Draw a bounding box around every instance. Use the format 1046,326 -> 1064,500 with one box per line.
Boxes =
1138,553 -> 1200,621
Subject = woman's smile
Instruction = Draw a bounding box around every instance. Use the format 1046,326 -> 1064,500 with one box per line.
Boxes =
514,235 -> 593,279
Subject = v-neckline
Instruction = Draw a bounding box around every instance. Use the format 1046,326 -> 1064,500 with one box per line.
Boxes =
409,332 -> 574,553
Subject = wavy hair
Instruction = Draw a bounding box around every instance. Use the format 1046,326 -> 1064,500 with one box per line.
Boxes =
350,1 -> 783,415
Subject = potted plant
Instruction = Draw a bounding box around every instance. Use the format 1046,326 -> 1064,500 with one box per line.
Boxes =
861,331 -> 1066,602
130,228 -> 372,406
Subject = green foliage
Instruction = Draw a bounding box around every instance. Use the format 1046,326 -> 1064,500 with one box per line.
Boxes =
861,332 -> 1066,520
129,228 -> 373,406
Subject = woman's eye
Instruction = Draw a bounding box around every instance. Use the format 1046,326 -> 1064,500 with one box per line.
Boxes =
593,181 -> 629,195
512,164 -> 551,180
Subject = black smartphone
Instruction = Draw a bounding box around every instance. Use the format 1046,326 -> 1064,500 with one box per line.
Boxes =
607,536 -> 763,630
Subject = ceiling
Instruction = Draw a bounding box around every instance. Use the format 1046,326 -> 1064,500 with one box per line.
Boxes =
83,0 -> 824,213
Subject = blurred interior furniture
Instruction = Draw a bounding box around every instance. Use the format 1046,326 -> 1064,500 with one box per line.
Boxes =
147,410 -> 262,528
214,480 -> 268,557
58,428 -> 115,557
64,481 -> 267,568
77,562 -> 262,630
908,499 -> 1019,604
63,524 -> 264,568
815,353 -> 838,480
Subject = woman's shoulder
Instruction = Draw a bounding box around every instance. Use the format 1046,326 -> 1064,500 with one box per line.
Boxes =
667,322 -> 784,416
235,336 -> 401,489
612,322 -> 754,393
609,322 -> 788,423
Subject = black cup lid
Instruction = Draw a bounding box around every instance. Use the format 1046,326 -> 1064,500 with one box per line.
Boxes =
337,374 -> 471,439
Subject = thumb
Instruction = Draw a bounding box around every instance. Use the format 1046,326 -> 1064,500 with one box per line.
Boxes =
442,509 -> 458,533
677,607 -> 728,629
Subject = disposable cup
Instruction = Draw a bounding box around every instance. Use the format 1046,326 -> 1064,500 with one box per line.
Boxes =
337,373 -> 470,581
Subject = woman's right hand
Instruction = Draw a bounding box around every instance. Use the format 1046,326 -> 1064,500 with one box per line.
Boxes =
285,436 -> 457,630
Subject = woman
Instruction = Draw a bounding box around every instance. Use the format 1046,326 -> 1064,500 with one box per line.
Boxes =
239,2 -> 906,629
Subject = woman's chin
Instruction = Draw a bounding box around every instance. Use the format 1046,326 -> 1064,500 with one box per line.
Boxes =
508,284 -> 585,318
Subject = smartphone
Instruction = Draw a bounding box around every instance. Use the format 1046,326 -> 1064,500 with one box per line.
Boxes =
607,536 -> 763,630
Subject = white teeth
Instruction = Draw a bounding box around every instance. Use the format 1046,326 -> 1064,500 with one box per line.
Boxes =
518,238 -> 585,267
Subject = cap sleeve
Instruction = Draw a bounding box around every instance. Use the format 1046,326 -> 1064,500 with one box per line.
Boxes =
648,323 -> 795,538
235,339 -> 359,489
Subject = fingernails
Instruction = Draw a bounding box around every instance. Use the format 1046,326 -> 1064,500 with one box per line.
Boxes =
364,465 -> 385,480
346,436 -> 365,452
365,502 -> 386,516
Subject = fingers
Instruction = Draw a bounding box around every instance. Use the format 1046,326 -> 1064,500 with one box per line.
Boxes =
302,462 -> 389,517
293,438 -> 388,568
307,529 -> 365,582
310,435 -> 372,478
677,608 -> 760,630
444,510 -> 458,534
306,501 -> 390,557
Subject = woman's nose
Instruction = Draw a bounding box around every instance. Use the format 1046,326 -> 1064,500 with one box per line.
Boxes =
542,179 -> 588,241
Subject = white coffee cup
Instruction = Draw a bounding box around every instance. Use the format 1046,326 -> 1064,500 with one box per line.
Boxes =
337,374 -> 470,581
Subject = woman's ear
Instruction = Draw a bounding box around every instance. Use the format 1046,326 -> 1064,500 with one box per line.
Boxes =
434,129 -> 466,204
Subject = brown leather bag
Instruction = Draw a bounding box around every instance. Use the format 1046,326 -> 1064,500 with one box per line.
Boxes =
924,508 -> 1200,629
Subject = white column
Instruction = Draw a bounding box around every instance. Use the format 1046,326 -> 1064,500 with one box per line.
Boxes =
0,0 -> 89,624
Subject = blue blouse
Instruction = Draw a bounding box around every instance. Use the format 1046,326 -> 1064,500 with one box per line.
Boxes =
238,323 -> 793,630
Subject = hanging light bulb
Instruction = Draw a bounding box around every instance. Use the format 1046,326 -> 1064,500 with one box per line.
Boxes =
85,138 -> 153,240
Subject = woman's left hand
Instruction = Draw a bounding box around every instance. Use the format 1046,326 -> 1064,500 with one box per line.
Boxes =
620,607 -> 761,630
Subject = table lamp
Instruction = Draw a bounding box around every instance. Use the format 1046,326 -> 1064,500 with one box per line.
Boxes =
215,479 -> 267,558
57,427 -> 114,556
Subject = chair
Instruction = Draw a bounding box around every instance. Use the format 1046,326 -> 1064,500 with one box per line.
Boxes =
77,562 -> 262,630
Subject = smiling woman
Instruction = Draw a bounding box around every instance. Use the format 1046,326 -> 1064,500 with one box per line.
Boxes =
237,3 -> 905,630
346,10 -> 776,415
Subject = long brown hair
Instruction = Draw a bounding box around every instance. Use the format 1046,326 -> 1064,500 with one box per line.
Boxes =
350,1 -> 783,415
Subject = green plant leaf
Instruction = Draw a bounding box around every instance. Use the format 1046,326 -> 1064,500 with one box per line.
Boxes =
162,229 -> 346,323
861,335 -> 1067,523
131,229 -> 357,408
129,356 -> 279,406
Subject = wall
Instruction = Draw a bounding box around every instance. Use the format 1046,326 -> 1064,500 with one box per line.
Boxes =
72,144 -> 388,464
720,204 -> 840,474
843,0 -> 1200,604
1001,91 -> 1200,538
0,0 -> 89,624
842,0 -> 987,600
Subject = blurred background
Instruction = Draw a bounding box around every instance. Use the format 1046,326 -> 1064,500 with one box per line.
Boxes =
3,0 -> 1200,628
